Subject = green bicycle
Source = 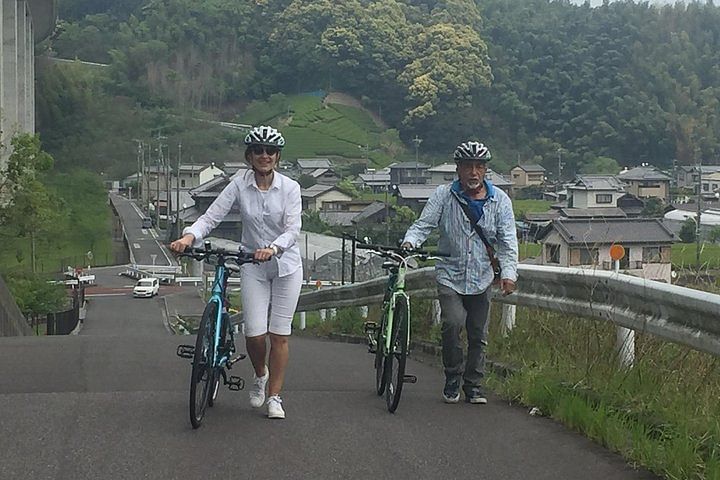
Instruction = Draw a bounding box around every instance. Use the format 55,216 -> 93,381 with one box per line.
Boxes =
357,242 -> 447,413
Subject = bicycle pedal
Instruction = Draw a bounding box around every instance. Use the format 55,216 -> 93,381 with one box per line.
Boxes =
367,345 -> 377,354
226,376 -> 244,391
403,374 -> 417,384
227,353 -> 247,368
363,321 -> 378,334
176,344 -> 194,359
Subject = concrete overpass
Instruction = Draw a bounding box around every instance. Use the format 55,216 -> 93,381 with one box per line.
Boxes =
0,0 -> 56,169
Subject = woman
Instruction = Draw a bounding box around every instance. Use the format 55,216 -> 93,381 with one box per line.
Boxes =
170,126 -> 303,419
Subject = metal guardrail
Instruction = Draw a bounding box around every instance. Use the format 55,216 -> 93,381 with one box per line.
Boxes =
297,264 -> 720,358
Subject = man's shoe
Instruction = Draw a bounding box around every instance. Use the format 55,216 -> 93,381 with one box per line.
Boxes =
465,387 -> 488,404
249,366 -> 269,408
267,395 -> 285,419
442,378 -> 461,404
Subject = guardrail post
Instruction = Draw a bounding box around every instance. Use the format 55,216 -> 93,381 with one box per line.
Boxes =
501,304 -> 516,337
320,309 -> 327,322
299,312 -> 306,330
613,259 -> 635,368
329,308 -> 337,320
431,299 -> 441,325
360,305 -> 369,319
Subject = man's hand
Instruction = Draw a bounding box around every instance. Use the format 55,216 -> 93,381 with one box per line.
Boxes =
169,234 -> 195,253
500,279 -> 516,296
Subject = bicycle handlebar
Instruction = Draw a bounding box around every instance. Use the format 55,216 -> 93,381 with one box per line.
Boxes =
356,242 -> 451,258
177,246 -> 257,264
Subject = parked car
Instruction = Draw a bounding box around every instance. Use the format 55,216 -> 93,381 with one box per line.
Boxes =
133,277 -> 159,298
141,217 -> 153,229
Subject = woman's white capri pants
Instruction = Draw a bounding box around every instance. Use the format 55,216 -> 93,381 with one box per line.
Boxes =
240,259 -> 303,337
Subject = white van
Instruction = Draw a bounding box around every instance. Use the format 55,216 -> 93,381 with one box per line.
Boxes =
133,277 -> 159,298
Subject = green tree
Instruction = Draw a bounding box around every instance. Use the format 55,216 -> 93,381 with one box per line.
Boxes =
336,178 -> 360,198
297,174 -> 316,189
679,217 -> 697,243
641,197 -> 665,218
708,226 -> 720,244
0,134 -> 64,273
6,273 -> 68,318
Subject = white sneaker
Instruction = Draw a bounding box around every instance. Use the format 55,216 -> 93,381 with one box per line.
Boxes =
248,366 -> 269,408
267,395 -> 285,419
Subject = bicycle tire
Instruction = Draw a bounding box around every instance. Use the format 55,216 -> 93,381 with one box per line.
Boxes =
209,315 -> 230,408
189,302 -> 217,428
375,310 -> 388,396
385,300 -> 408,413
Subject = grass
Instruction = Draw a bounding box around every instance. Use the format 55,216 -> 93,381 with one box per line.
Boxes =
241,94 -> 397,167
486,304 -> 720,480
671,242 -> 720,269
513,199 -> 553,218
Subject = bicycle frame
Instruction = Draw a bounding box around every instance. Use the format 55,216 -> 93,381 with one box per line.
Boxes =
381,265 -> 411,356
207,263 -> 231,369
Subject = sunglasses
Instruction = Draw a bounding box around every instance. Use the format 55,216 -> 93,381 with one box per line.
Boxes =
249,145 -> 280,156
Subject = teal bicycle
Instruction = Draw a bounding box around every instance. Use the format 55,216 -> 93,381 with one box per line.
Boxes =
357,242 -> 447,413
175,242 -> 257,428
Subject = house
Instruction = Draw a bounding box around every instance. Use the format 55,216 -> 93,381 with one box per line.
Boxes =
396,184 -> 438,211
510,164 -> 546,187
358,169 -> 391,193
618,165 -> 671,201
486,170 -> 514,195
308,167 -> 341,186
701,172 -> 720,197
320,201 -> 388,227
179,174 -> 242,240
674,165 -> 720,189
538,218 -> 676,283
389,162 -> 430,185
175,163 -> 224,190
221,162 -> 251,177
616,193 -> 646,217
567,175 -> 626,209
297,158 -> 332,174
301,184 -> 353,211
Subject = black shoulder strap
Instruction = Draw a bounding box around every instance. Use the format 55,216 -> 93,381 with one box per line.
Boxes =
450,189 -> 495,255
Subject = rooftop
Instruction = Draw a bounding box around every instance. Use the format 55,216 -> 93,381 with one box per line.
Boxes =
618,166 -> 671,182
541,218 -> 676,246
570,175 -> 625,191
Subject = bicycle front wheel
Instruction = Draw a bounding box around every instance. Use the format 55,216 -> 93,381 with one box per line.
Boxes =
385,300 -> 408,413
189,302 -> 218,428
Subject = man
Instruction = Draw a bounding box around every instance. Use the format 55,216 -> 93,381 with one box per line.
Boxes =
402,141 -> 518,404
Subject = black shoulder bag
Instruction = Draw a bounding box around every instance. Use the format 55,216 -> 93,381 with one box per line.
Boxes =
451,191 -> 502,282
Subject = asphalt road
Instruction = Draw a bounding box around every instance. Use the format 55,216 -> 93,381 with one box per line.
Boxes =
0,269 -> 659,480
109,192 -> 174,267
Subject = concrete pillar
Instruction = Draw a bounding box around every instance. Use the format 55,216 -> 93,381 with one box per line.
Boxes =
23,1 -> 32,133
299,311 -> 306,330
329,308 -> 336,320
319,309 -> 326,322
1,0 -> 19,168
359,305 -> 369,320
16,2 -> 27,135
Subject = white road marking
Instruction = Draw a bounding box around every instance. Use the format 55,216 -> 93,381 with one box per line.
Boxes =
133,243 -> 141,249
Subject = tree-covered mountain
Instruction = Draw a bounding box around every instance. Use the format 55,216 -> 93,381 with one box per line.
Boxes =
42,0 -> 720,178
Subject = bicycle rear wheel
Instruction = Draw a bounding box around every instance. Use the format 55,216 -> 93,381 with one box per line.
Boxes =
375,311 -> 388,396
189,302 -> 218,428
385,300 -> 408,413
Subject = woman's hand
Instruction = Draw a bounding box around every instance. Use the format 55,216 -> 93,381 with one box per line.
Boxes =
254,247 -> 275,262
170,234 -> 194,253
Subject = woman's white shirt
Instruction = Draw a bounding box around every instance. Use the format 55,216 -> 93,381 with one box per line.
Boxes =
183,170 -> 302,277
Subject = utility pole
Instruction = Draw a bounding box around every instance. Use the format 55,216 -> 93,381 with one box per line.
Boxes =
557,148 -> 564,183
695,155 -> 703,268
413,135 -> 423,183
134,140 -> 142,201
176,143 -> 182,238
385,182 -> 390,245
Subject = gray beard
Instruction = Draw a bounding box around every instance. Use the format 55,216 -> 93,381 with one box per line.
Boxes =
465,179 -> 482,190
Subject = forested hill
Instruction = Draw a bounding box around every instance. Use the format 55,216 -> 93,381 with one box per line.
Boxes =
45,0 -> 720,177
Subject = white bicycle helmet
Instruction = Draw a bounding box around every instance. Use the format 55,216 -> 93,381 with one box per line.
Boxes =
453,141 -> 491,162
244,125 -> 286,148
